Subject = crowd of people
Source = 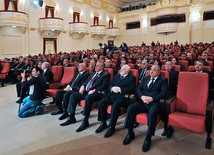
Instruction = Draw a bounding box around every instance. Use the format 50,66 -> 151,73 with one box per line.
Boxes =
1,40 -> 214,152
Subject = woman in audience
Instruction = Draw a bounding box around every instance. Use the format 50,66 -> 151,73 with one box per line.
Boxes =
172,57 -> 184,71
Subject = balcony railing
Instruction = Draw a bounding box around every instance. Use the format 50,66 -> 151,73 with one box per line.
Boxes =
0,11 -> 28,28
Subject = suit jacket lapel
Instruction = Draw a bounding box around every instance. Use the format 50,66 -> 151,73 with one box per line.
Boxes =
149,76 -> 160,89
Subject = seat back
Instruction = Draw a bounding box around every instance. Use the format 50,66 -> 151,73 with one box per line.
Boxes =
128,64 -> 135,69
1,63 -> 10,74
51,65 -> 63,81
176,72 -> 208,115
104,68 -> 114,83
188,66 -> 211,72
86,67 -> 94,73
178,60 -> 189,71
130,69 -> 139,89
61,67 -> 77,85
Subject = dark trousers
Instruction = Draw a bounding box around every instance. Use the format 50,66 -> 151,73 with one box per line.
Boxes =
67,92 -> 100,118
124,101 -> 160,136
55,90 -> 76,110
16,82 -> 29,99
98,94 -> 125,127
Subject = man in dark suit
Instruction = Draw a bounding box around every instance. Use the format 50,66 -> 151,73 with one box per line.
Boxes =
51,63 -> 89,120
62,59 -> 72,68
165,61 -> 179,95
79,52 -> 87,60
95,65 -> 136,137
105,59 -> 115,74
191,59 -> 213,89
201,51 -> 213,62
60,61 -> 110,129
139,60 -> 149,82
55,55 -> 64,65
123,65 -> 168,152
41,62 -> 53,87
147,54 -> 155,64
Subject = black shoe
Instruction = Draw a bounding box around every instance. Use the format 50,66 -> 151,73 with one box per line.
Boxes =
161,128 -> 168,136
36,104 -> 45,115
16,98 -> 23,104
76,121 -> 89,132
95,122 -> 107,133
133,122 -> 139,128
142,139 -> 151,152
60,117 -> 76,126
166,127 -> 174,138
123,132 -> 135,145
49,100 -> 55,104
59,112 -> 69,120
104,127 -> 115,138
51,109 -> 63,115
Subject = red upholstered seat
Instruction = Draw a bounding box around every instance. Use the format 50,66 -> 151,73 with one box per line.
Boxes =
0,63 -> 10,79
52,65 -> 63,81
136,113 -> 161,125
169,111 -> 205,133
166,72 -> 213,149
128,64 -> 135,69
86,67 -> 94,73
178,60 -> 188,71
104,68 -> 114,83
46,67 -> 76,98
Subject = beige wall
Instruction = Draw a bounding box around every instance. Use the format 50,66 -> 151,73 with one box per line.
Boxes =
0,0 -> 214,59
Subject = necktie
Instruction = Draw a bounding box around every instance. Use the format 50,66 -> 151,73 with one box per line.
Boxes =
139,69 -> 145,80
86,73 -> 98,91
149,78 -> 155,88
70,73 -> 80,87
120,75 -> 124,81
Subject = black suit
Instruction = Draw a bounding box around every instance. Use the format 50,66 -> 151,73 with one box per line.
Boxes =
56,59 -> 64,65
67,70 -> 110,118
168,69 -> 179,95
55,71 -> 89,111
124,75 -> 168,136
44,69 -> 54,83
139,68 -> 149,81
12,63 -> 30,82
98,74 -> 136,127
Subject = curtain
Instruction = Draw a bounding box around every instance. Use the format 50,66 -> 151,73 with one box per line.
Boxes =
13,0 -> 18,11
4,0 -> 10,11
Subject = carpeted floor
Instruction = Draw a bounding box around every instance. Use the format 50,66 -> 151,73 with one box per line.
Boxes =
0,84 -> 214,155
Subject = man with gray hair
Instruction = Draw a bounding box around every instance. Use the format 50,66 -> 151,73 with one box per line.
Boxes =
95,65 -> 136,138
41,62 -> 53,87
139,60 -> 149,82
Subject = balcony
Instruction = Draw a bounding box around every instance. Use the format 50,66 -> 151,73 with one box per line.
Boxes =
39,17 -> 63,36
91,25 -> 106,39
69,22 -> 88,38
106,27 -> 120,37
0,11 -> 28,33
156,23 -> 178,33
